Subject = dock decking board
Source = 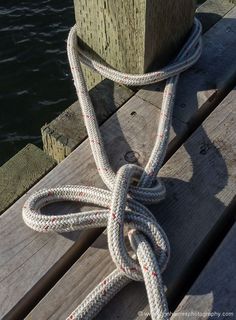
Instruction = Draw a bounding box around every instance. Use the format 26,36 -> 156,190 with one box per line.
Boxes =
1,5 -> 236,319
172,223 -> 236,319
196,0 -> 235,33
0,144 -> 56,215
26,87 -> 236,319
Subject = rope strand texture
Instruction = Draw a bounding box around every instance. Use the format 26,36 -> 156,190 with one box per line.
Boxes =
22,18 -> 202,320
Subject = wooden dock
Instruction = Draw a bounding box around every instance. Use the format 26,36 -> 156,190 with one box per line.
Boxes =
1,1 -> 236,319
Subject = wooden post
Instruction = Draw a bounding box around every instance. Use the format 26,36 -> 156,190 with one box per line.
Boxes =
73,0 -> 196,87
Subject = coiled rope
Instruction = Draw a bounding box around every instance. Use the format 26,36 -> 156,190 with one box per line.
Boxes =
22,18 -> 202,320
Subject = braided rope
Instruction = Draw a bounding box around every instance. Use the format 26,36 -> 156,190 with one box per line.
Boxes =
22,18 -> 202,320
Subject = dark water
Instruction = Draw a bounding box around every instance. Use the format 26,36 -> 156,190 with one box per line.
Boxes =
0,1 -> 77,165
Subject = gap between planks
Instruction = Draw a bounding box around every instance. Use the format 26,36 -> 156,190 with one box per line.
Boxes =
1,4 -> 236,320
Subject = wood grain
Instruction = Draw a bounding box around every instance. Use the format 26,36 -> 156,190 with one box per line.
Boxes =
73,0 -> 233,87
26,87 -> 236,319
137,6 -> 236,131
0,144 -> 55,214
172,224 -> 236,319
1,5 -> 236,319
74,0 -> 195,87
41,80 -> 134,163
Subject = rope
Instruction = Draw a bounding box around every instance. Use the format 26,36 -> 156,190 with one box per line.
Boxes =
22,18 -> 202,320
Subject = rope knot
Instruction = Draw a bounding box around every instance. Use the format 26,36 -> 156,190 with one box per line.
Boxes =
107,164 -> 170,282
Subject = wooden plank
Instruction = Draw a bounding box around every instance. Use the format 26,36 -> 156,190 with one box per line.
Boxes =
41,80 -> 134,163
172,224 -> 236,319
74,0 -> 195,87
1,7 -> 236,319
0,144 -> 56,214
196,0 -> 235,33
26,88 -> 236,319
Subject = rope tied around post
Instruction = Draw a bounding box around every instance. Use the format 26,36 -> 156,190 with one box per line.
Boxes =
22,18 -> 202,320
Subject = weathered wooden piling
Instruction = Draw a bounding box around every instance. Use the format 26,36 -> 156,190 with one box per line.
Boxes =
74,0 -> 196,87
41,0 -> 199,162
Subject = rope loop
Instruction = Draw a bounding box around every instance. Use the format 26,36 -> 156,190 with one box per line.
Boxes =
22,17 -> 202,320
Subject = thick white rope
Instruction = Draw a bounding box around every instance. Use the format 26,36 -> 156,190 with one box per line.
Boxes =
22,18 -> 202,320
